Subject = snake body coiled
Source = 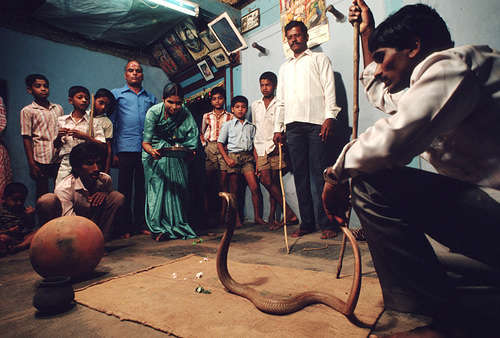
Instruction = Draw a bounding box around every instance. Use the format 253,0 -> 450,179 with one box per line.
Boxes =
216,192 -> 362,316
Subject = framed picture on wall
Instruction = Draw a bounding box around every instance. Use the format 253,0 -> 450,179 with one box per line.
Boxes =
197,60 -> 214,81
241,9 -> 260,34
151,42 -> 178,76
208,12 -> 248,55
208,48 -> 230,68
174,18 -> 210,60
161,30 -> 193,69
199,29 -> 221,51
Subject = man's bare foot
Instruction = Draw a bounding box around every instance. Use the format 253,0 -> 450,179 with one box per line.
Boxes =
286,215 -> 299,225
141,229 -> 151,236
254,217 -> 267,225
269,221 -> 284,231
121,233 -> 131,239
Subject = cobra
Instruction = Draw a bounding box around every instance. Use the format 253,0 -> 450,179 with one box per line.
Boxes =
216,192 -> 362,317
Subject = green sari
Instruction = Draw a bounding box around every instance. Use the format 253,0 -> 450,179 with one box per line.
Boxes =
142,103 -> 199,239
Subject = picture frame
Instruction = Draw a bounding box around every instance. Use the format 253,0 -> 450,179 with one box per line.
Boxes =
151,42 -> 178,76
197,59 -> 214,81
208,12 -> 248,55
161,30 -> 193,69
241,8 -> 260,34
208,48 -> 230,68
199,29 -> 221,51
174,18 -> 210,61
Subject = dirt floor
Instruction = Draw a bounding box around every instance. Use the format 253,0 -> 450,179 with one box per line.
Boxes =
1,221 -> 499,337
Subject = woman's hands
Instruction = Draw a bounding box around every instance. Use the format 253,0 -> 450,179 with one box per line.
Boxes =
142,142 -> 161,160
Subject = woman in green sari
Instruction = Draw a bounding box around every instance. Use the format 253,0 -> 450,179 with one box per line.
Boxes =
142,83 -> 199,241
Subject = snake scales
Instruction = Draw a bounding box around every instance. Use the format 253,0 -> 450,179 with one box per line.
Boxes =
216,192 -> 362,316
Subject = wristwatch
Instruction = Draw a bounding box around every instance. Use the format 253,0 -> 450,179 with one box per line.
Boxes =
323,167 -> 338,185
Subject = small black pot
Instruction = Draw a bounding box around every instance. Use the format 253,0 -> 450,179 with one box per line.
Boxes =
33,276 -> 75,315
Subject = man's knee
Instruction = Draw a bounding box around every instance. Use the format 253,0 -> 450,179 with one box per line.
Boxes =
351,172 -> 391,214
106,191 -> 125,208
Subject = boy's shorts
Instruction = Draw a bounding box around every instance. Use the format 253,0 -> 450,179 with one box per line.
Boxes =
256,152 -> 286,171
227,151 -> 254,174
204,142 -> 228,171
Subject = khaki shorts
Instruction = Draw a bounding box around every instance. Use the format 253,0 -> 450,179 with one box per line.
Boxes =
204,142 -> 228,171
226,151 -> 255,174
256,152 -> 287,171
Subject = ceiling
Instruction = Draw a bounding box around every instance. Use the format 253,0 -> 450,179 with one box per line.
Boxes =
0,0 -> 252,62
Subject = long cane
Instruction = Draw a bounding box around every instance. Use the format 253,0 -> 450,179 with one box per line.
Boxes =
278,143 -> 290,254
88,93 -> 95,138
336,21 -> 360,279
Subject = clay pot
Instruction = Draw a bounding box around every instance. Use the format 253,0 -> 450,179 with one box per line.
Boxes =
33,276 -> 75,315
30,216 -> 104,279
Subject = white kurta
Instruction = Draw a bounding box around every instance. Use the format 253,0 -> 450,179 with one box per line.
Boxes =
332,45 -> 500,188
274,49 -> 341,132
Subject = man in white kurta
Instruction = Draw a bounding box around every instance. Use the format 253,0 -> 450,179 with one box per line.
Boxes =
274,20 -> 341,239
324,0 -> 500,326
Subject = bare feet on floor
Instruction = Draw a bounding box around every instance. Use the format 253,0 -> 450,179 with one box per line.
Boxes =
254,217 -> 267,225
269,220 -> 283,231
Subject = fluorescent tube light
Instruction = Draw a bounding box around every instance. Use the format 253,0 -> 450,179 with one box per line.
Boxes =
148,0 -> 199,17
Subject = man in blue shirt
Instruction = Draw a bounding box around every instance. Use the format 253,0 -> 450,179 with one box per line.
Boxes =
111,60 -> 157,237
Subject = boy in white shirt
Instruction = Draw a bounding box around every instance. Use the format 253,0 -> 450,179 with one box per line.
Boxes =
251,72 -> 298,230
93,88 -> 115,174
54,86 -> 105,184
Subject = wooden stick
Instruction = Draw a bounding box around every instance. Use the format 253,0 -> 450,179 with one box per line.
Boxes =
278,143 -> 290,254
88,93 -> 95,138
352,22 -> 360,140
336,22 -> 360,279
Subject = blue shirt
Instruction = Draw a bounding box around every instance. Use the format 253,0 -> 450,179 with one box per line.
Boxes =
111,85 -> 157,152
218,118 -> 256,153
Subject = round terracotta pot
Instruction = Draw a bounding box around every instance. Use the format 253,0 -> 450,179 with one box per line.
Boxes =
30,216 -> 104,279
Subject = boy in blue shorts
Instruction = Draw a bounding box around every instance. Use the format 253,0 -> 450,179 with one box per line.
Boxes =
218,96 -> 265,227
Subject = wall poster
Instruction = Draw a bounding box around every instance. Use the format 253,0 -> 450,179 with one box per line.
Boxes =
279,0 -> 330,57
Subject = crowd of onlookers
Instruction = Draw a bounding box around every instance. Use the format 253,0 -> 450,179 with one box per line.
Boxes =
0,51 -> 324,254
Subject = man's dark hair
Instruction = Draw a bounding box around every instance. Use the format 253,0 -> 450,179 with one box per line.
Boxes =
284,20 -> 308,35
25,74 -> 49,87
369,4 -> 454,56
95,88 -> 116,114
259,72 -> 277,86
231,95 -> 248,108
210,86 -> 226,98
69,142 -> 101,178
68,85 -> 90,98
163,82 -> 184,99
3,182 -> 28,198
